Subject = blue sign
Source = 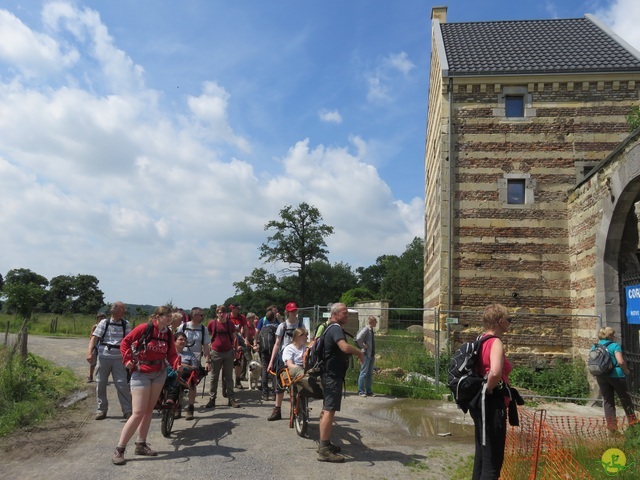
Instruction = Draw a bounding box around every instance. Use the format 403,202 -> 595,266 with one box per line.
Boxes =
626,285 -> 640,325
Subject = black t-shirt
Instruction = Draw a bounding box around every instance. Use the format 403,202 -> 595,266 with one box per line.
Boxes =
323,323 -> 349,379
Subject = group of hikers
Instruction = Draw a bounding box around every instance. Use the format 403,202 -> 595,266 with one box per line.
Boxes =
86,301 -> 366,466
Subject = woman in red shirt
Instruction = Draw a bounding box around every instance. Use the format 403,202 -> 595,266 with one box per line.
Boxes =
471,304 -> 512,480
112,306 -> 179,465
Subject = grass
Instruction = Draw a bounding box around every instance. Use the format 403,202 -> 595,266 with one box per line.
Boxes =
0,312 -> 149,337
0,346 -> 82,436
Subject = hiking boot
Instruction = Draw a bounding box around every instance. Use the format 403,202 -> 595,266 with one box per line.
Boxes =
123,412 -> 132,419
235,381 -> 245,390
185,405 -> 194,420
134,442 -> 157,456
228,398 -> 240,408
317,446 -> 345,463
112,446 -> 126,465
95,411 -> 107,420
267,407 -> 282,421
205,398 -> 216,409
316,442 -> 342,454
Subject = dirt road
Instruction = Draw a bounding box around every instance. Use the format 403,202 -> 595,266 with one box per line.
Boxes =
0,335 -> 475,480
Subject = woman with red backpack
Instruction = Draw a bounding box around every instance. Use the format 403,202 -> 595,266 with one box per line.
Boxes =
112,306 -> 180,466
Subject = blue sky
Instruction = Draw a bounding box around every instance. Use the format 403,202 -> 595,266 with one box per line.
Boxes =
0,1 -> 638,309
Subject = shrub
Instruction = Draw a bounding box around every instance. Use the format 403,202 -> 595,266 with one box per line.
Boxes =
510,358 -> 590,400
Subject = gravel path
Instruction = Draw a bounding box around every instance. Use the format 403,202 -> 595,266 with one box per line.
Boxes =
0,335 -> 475,480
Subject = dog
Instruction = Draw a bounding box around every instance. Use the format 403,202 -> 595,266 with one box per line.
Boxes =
248,360 -> 261,390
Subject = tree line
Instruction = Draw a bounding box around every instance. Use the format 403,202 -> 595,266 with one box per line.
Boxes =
0,203 -> 423,319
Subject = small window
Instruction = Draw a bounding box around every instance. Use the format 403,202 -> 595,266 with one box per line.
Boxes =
505,96 -> 524,118
507,179 -> 526,204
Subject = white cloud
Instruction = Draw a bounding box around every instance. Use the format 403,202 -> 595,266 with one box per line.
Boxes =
384,52 -> 415,76
595,0 -> 640,51
365,51 -> 415,103
0,3 -> 420,307
318,108 -> 343,124
0,9 -> 78,77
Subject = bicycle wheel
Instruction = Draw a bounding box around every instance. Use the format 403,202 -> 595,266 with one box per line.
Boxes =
161,408 -> 174,437
294,395 -> 308,437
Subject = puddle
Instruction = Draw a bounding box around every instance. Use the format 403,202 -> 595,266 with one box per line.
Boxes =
372,398 -> 475,440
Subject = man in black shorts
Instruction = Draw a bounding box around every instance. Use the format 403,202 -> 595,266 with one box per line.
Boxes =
318,302 -> 364,463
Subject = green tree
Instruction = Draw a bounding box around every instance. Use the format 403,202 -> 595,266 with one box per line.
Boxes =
303,261 -> 358,306
48,275 -> 75,314
340,287 -> 376,306
356,257 -> 388,294
627,105 -> 640,131
379,237 -> 424,308
2,268 -> 49,319
73,274 -> 105,314
259,203 -> 334,305
231,268 -> 289,312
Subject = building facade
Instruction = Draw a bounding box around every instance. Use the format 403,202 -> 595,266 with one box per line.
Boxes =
424,7 -> 640,382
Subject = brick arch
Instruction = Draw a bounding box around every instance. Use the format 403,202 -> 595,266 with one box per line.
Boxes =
595,142 -> 640,333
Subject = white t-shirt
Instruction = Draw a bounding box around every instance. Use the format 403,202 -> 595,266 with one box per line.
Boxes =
282,343 -> 305,367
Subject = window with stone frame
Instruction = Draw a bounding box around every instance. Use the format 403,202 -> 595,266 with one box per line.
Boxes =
494,86 -> 536,120
498,174 -> 536,208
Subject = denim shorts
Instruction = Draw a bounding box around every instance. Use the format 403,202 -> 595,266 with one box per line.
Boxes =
130,369 -> 167,390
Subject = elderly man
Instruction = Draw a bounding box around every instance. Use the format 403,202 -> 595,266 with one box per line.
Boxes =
176,307 -> 212,420
356,316 -> 378,397
318,303 -> 363,462
87,302 -> 132,420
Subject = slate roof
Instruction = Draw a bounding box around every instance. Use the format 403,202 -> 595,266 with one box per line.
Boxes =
439,17 -> 640,76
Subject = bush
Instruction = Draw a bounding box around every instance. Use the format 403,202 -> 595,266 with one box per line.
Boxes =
510,358 -> 590,400
0,347 -> 81,436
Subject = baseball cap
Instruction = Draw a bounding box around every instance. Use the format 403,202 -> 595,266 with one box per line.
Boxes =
230,304 -> 240,310
285,302 -> 298,312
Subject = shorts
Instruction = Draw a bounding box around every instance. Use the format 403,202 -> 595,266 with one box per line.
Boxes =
130,369 -> 167,390
322,374 -> 342,412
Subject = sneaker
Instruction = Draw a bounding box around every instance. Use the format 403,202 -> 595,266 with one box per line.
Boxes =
174,410 -> 182,419
235,382 -> 245,390
205,398 -> 216,409
185,405 -> 194,421
366,392 -> 376,397
134,442 -> 157,456
316,443 -> 342,454
267,407 -> 282,421
95,412 -> 107,420
228,398 -> 240,408
317,446 -> 345,463
123,412 -> 132,419
358,392 -> 367,397
261,394 -> 269,401
112,446 -> 126,465
87,377 -> 94,383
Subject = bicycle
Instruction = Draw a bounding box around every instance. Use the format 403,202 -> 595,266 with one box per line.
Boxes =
156,368 -> 205,437
273,367 -> 323,437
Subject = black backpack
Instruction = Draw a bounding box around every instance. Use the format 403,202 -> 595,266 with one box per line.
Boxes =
303,322 -> 340,375
448,334 -> 496,412
258,321 -> 278,356
588,341 -> 614,376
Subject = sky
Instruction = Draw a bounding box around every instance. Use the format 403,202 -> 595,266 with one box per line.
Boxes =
1,1 -> 640,309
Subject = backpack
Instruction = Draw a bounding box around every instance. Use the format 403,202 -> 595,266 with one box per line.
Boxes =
98,319 -> 128,346
178,323 -> 206,349
258,321 -> 278,356
303,322 -> 340,375
280,319 -> 304,342
588,341 -> 614,376
448,334 -> 496,412
133,321 -> 174,355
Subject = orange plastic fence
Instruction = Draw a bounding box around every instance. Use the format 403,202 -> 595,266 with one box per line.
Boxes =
502,407 -> 636,479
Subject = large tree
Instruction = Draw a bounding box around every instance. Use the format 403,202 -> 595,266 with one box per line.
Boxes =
259,203 -> 334,305
48,274 -> 104,314
379,237 -> 424,308
2,268 -> 49,319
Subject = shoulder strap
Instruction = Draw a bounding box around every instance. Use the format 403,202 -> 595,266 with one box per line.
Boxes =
99,319 -> 126,344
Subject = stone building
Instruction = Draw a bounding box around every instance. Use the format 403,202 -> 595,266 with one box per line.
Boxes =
424,7 -> 640,390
